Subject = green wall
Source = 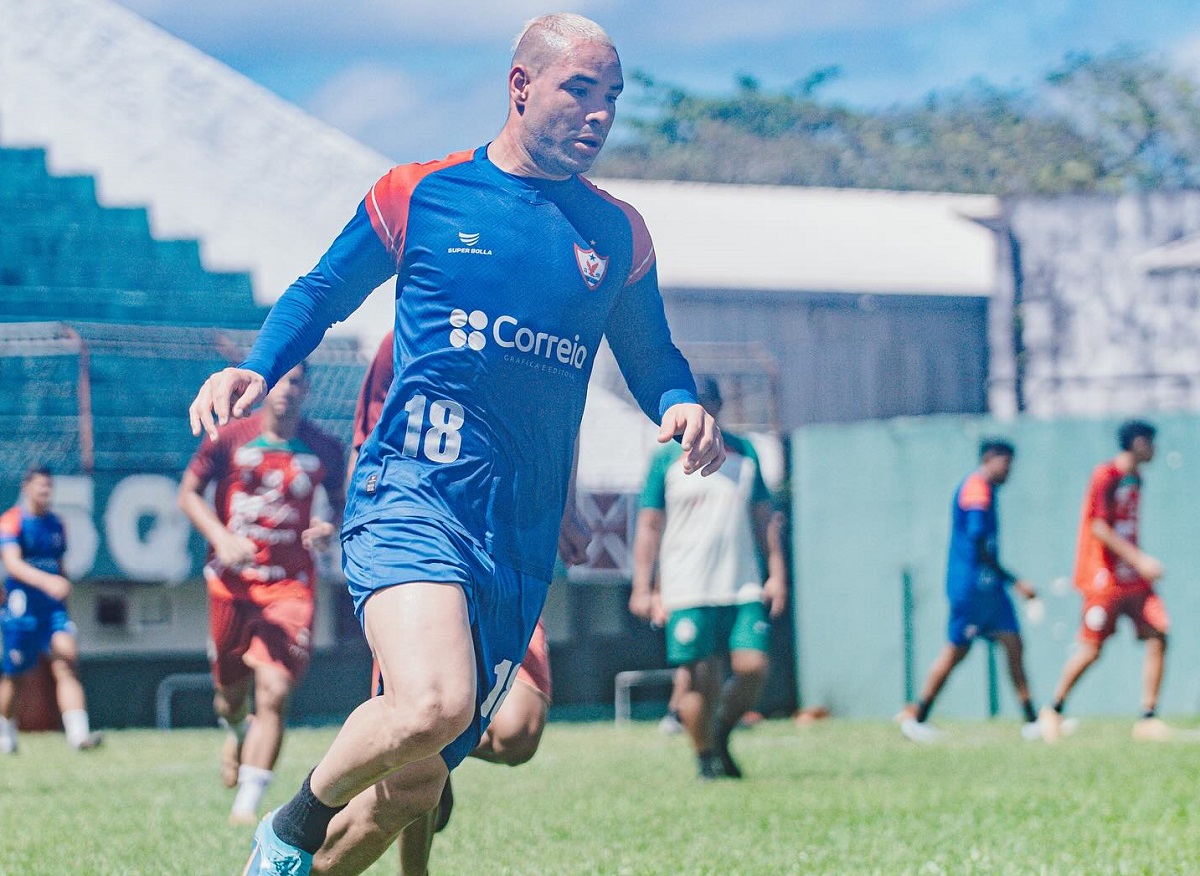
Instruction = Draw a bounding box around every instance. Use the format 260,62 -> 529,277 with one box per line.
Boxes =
791,414 -> 1200,721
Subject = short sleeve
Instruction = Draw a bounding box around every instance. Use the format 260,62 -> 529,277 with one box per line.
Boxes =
957,474 -> 992,512
187,433 -> 229,488
0,508 -> 21,548
1087,467 -> 1117,522
639,447 -> 676,511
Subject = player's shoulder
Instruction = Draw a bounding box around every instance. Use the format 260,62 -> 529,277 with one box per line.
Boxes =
578,177 -> 649,231
371,149 -> 478,200
1089,459 -> 1122,486
957,471 -> 992,510
0,504 -> 22,533
217,411 -> 265,447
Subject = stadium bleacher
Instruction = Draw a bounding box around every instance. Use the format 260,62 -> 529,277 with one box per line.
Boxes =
0,144 -> 368,478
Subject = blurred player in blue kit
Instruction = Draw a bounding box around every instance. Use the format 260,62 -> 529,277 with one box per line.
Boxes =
186,13 -> 724,875
0,465 -> 103,753
899,439 -> 1041,742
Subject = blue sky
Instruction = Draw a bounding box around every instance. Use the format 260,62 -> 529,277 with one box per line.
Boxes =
114,0 -> 1200,162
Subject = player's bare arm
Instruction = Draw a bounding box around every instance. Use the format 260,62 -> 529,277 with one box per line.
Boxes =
753,506 -> 788,619
0,542 -> 71,601
189,366 -> 268,440
629,509 -> 665,620
1012,580 -> 1037,600
658,402 -> 725,475
1090,518 -> 1163,582
177,469 -> 257,568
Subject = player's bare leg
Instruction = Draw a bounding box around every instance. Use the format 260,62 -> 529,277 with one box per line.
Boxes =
215,676 -> 252,788
712,648 -> 767,778
677,657 -> 722,778
229,661 -> 294,824
248,581 -> 477,874
308,583 -> 476,805
0,672 -> 25,753
393,680 -> 548,875
48,631 -> 101,750
899,643 -> 969,743
1041,641 -> 1101,742
312,756 -> 448,876
994,632 -> 1040,737
1133,635 -> 1170,741
470,680 -> 547,766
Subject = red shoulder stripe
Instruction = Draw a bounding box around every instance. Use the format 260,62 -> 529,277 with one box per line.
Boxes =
580,178 -> 656,286
366,150 -> 475,264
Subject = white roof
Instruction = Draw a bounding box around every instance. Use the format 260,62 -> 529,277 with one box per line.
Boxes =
592,178 -> 1000,296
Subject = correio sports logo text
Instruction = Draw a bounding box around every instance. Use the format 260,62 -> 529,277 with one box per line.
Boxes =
448,308 -> 588,369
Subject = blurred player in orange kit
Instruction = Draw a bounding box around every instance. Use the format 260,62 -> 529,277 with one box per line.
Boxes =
179,362 -> 345,823
1040,420 -> 1170,743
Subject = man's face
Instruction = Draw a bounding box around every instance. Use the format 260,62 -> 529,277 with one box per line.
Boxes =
1132,435 -> 1155,464
265,365 -> 308,420
23,474 -> 52,513
986,453 -> 1013,485
518,39 -> 623,177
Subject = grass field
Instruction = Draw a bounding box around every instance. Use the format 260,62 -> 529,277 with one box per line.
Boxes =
4,717 -> 1200,875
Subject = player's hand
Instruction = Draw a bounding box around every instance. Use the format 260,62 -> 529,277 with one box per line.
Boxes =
1013,579 -> 1037,600
557,505 -> 591,567
658,403 -> 725,476
628,587 -> 654,620
189,367 -> 268,440
216,532 -> 258,569
302,519 -> 336,552
1134,553 -> 1164,584
41,574 -> 72,602
650,591 -> 668,627
762,575 -> 788,619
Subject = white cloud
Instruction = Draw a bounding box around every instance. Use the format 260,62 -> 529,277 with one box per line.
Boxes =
1168,29 -> 1200,78
305,62 -> 505,161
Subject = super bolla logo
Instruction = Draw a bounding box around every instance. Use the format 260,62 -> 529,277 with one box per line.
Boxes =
448,309 -> 588,369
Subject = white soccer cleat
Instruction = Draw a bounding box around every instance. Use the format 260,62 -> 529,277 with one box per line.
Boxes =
900,717 -> 941,743
658,712 -> 684,735
1132,717 -> 1173,742
1038,707 -> 1062,744
1020,721 -> 1042,741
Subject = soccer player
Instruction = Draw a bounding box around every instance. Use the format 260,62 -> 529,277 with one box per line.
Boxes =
0,465 -> 103,753
179,362 -> 345,824
1040,420 -> 1169,743
629,377 -> 787,779
186,14 -> 723,875
898,439 -> 1041,743
328,331 -> 585,876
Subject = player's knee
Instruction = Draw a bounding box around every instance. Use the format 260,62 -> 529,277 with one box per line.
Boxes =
253,672 -> 292,713
490,724 -> 543,766
379,690 -> 473,756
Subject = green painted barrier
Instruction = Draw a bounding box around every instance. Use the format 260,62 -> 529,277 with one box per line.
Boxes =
792,414 -> 1200,721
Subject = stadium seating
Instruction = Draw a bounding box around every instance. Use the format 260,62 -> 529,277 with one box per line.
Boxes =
0,144 -> 367,479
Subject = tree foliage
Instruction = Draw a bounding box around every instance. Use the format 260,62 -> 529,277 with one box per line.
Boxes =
595,50 -> 1200,194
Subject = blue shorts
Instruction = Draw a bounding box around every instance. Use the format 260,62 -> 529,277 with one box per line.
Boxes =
947,591 -> 1019,647
1,586 -> 76,675
342,515 -> 548,770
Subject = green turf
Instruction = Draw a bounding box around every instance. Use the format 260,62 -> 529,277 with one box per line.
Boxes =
2,718 -> 1200,874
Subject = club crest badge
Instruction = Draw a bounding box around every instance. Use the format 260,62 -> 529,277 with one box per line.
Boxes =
574,243 -> 608,289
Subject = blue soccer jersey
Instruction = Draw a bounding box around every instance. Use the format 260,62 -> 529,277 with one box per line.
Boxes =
946,471 -> 1004,603
240,146 -> 698,580
0,503 -> 74,675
